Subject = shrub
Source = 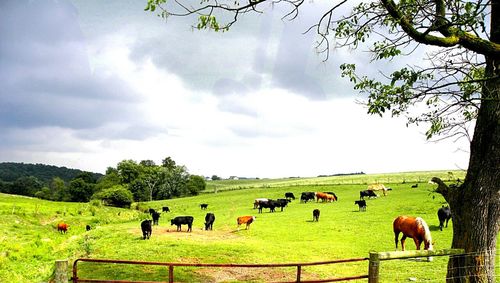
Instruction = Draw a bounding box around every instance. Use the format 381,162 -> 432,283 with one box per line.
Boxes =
92,185 -> 133,208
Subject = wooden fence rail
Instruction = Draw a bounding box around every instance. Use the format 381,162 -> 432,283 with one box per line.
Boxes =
53,249 -> 465,283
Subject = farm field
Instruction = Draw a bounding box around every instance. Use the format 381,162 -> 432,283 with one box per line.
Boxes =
1,170 -> 498,282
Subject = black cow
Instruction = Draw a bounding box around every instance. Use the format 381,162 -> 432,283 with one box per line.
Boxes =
438,206 -> 452,231
300,192 -> 316,203
360,190 -> 377,200
323,192 -> 338,201
162,206 -> 170,212
151,211 -> 161,225
411,184 -> 418,188
354,200 -> 367,211
85,224 -> 91,231
141,220 -> 152,240
313,209 -> 320,222
204,213 -> 215,230
258,200 -> 277,213
200,203 -> 208,210
171,216 -> 194,232
148,208 -> 156,214
285,192 -> 296,200
275,199 -> 291,211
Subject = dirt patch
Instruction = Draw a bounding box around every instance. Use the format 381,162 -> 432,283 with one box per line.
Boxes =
194,267 -> 297,283
129,226 -> 242,241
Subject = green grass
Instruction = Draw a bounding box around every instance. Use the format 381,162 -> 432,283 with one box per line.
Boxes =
1,170 -> 496,282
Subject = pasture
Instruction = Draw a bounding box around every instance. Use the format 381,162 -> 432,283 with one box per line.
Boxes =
2,170 -> 498,282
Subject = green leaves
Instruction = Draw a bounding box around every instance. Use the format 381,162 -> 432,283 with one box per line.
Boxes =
197,15 -> 228,32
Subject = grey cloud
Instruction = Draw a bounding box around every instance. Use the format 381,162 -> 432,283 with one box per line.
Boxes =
0,0 -> 146,135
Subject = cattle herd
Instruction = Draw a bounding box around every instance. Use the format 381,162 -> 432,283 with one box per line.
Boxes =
55,182 -> 452,246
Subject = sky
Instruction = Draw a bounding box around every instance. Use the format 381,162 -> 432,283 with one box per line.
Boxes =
0,0 -> 470,178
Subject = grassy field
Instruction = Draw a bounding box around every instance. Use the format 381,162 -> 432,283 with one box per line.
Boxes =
3,170 -> 498,282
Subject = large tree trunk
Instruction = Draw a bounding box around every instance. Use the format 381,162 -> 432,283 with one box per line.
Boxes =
445,51 -> 500,283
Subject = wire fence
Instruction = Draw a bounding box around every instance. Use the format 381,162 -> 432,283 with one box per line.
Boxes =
376,250 -> 500,282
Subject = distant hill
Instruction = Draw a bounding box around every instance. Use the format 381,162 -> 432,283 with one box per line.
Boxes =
0,162 -> 103,184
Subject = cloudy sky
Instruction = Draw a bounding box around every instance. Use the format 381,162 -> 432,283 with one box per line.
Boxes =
0,0 -> 470,178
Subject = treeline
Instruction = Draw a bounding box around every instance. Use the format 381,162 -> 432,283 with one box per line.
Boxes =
0,162 -> 102,183
317,172 -> 366,178
0,157 -> 206,207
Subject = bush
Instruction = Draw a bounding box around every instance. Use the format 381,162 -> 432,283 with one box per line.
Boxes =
92,185 -> 133,208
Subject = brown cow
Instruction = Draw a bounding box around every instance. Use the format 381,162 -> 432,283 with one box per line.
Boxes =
237,216 -> 256,230
57,223 -> 68,233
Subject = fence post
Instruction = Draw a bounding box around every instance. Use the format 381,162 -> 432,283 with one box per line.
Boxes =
368,252 -> 380,283
54,259 -> 68,283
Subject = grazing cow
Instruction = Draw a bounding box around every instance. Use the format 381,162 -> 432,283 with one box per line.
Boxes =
205,212 -> 215,230
200,203 -> 208,210
316,192 -> 336,202
204,213 -> 215,230
360,190 -> 377,200
148,208 -> 157,214
254,198 -> 269,209
258,200 -> 277,213
85,224 -> 91,231
354,200 -> 367,211
162,206 -> 170,212
300,192 -> 316,203
151,211 -> 161,225
237,216 -> 256,230
57,223 -> 68,233
437,206 -> 452,231
324,192 -> 338,201
275,199 -> 291,211
367,184 -> 391,196
411,184 -> 418,188
141,220 -> 152,240
312,209 -> 320,222
285,192 -> 296,200
171,216 -> 194,232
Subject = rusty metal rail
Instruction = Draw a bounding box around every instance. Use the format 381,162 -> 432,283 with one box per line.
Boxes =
72,257 -> 369,283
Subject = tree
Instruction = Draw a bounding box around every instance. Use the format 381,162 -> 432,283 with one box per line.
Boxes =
146,0 -> 499,281
92,185 -> 134,208
67,178 -> 95,202
186,175 -> 207,195
157,165 -> 190,199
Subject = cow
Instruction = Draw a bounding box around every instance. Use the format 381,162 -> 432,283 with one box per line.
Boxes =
355,200 -> 367,211
85,224 -> 91,231
57,223 -> 68,233
237,216 -> 256,230
411,184 -> 418,188
324,192 -> 338,201
300,192 -> 316,203
254,198 -> 269,209
151,211 -> 161,225
162,206 -> 170,212
204,213 -> 215,230
316,192 -> 336,202
258,200 -> 277,213
367,184 -> 391,196
141,220 -> 152,239
171,216 -> 194,232
275,199 -> 291,211
200,203 -> 208,210
437,206 -> 452,231
360,190 -> 377,200
313,209 -> 320,222
148,208 -> 157,214
285,192 -> 296,200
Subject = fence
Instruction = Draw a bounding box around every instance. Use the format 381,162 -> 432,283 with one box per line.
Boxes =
53,249 -> 470,283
